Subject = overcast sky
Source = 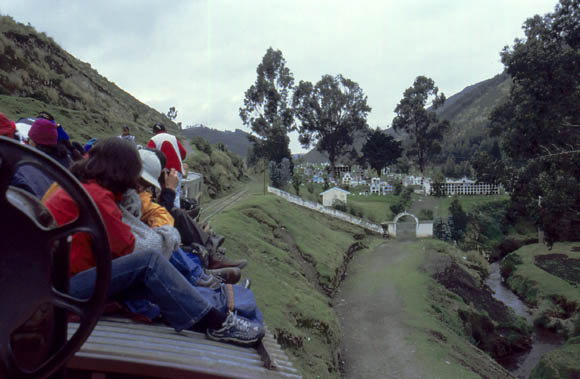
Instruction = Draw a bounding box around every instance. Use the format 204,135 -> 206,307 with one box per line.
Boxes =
1,0 -> 557,153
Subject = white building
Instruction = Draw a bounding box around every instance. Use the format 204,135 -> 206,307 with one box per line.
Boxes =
342,172 -> 352,185
321,187 -> 351,206
369,177 -> 392,195
430,177 -> 503,196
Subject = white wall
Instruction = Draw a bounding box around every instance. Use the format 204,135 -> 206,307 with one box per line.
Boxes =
417,222 -> 433,238
268,187 -> 383,234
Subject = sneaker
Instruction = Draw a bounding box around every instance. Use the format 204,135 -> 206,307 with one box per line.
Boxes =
206,311 -> 265,346
208,249 -> 247,269
206,267 -> 241,284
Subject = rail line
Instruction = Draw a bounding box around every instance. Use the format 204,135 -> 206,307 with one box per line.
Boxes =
199,188 -> 248,224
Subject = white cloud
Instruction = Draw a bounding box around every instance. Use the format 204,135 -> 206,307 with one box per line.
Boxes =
1,0 -> 558,153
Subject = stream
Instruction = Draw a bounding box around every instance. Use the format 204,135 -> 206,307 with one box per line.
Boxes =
486,262 -> 564,378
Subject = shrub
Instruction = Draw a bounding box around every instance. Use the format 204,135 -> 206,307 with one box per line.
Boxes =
392,182 -> 403,195
419,209 -> 434,220
390,203 -> 404,215
191,136 -> 212,155
499,253 -> 523,279
449,197 -> 468,241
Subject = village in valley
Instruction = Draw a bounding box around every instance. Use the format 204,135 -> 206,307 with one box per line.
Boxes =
299,163 -> 503,204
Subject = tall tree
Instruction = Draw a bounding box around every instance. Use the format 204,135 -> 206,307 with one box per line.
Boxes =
392,76 -> 448,175
239,48 -> 295,163
360,128 -> 402,175
293,74 -> 371,174
484,0 -> 580,244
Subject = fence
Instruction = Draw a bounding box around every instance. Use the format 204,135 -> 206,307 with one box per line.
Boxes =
267,187 -> 384,234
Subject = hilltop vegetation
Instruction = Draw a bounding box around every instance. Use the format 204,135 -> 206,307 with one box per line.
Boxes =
0,15 -> 179,144
0,15 -> 250,196
184,137 -> 248,198
182,125 -> 252,159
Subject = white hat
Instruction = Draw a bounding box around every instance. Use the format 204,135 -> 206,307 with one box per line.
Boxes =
139,150 -> 162,191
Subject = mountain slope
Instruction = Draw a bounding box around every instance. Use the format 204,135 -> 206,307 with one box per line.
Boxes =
437,73 -> 511,145
0,15 -> 178,144
182,125 -> 252,158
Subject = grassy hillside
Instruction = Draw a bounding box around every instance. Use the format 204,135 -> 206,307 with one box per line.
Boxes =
501,243 -> 580,336
502,243 -> 580,378
357,240 -> 522,378
0,15 -> 179,144
208,189 -> 383,378
184,137 -> 248,198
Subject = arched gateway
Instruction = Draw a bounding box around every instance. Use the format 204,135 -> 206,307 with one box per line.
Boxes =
382,211 -> 433,238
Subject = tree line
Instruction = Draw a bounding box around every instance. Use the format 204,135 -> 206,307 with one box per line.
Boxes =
472,0 -> 579,244
239,48 -> 448,178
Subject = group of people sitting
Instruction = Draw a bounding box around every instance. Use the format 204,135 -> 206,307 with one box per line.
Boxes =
0,111 -> 265,346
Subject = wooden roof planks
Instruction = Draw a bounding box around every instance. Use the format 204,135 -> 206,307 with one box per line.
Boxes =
66,317 -> 301,379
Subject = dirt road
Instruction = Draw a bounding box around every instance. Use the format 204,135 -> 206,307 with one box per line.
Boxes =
335,240 -> 424,379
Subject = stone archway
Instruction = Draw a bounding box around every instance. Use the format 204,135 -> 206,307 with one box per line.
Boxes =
393,211 -> 419,226
393,211 -> 419,238
382,212 -> 434,238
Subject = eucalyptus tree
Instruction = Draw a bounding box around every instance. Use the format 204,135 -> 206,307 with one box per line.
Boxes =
293,74 -> 371,174
239,48 -> 295,163
392,76 -> 448,175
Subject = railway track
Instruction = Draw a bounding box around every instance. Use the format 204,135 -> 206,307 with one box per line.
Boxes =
199,188 -> 248,223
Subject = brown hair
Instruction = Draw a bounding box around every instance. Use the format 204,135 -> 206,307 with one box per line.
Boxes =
70,137 -> 141,194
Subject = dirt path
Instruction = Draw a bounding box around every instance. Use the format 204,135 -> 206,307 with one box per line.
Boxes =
335,240 -> 424,379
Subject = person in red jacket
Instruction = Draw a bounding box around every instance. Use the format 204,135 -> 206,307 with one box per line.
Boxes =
44,137 -> 140,275
147,123 -> 187,209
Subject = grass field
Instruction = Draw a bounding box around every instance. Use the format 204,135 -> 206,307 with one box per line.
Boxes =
431,194 -> 509,218
347,193 -> 401,222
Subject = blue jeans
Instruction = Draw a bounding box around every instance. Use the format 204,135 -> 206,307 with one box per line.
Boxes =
69,249 -> 212,331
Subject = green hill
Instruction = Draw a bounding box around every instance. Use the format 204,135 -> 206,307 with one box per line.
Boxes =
0,15 -> 179,144
435,73 -> 512,164
182,125 -> 252,158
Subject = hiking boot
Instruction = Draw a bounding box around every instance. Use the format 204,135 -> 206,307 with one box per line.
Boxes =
206,267 -> 241,284
208,250 -> 247,270
208,248 -> 247,270
206,311 -> 265,346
